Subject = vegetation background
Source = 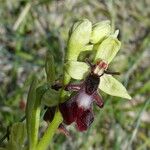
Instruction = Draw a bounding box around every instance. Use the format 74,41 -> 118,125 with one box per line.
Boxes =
0,0 -> 150,149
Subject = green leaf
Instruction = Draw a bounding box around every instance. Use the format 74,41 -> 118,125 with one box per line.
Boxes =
26,82 -> 50,150
45,51 -> 55,83
90,20 -> 111,44
26,76 -> 38,149
65,61 -> 89,80
99,74 -> 132,99
94,35 -> 121,64
29,84 -> 49,150
7,123 -> 26,150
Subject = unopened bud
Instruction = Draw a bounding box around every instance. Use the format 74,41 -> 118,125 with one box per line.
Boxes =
66,19 -> 92,61
90,20 -> 111,44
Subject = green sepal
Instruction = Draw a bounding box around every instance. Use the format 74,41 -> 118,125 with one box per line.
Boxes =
99,74 -> 132,99
65,61 -> 89,80
94,33 -> 121,64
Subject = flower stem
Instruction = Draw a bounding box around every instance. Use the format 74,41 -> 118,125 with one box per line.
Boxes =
36,109 -> 63,150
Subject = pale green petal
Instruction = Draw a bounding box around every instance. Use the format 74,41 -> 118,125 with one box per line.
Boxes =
94,34 -> 121,64
65,61 -> 89,80
99,74 -> 132,99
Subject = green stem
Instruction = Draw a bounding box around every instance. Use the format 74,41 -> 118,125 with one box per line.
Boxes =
36,109 -> 63,150
60,67 -> 71,102
29,96 -> 41,150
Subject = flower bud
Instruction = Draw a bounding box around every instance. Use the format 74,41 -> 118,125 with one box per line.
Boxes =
66,19 -> 92,61
42,88 -> 60,107
90,20 -> 111,44
94,30 -> 121,63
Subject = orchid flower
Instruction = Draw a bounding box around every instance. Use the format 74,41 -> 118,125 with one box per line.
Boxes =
64,20 -> 131,100
44,19 -> 131,133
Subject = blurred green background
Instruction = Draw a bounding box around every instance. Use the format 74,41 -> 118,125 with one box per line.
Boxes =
0,0 -> 150,149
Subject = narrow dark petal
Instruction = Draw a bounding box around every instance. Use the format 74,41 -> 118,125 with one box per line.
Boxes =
59,97 -> 78,125
93,92 -> 104,108
76,108 -> 94,131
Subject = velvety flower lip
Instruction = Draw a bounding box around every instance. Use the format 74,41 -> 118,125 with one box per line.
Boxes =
59,75 -> 104,132
59,94 -> 95,132
76,107 -> 94,131
59,98 -> 78,125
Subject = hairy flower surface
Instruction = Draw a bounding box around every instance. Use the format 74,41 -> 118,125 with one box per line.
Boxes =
59,87 -> 98,131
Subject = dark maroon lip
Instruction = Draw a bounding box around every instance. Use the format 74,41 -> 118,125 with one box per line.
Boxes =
59,79 -> 103,132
